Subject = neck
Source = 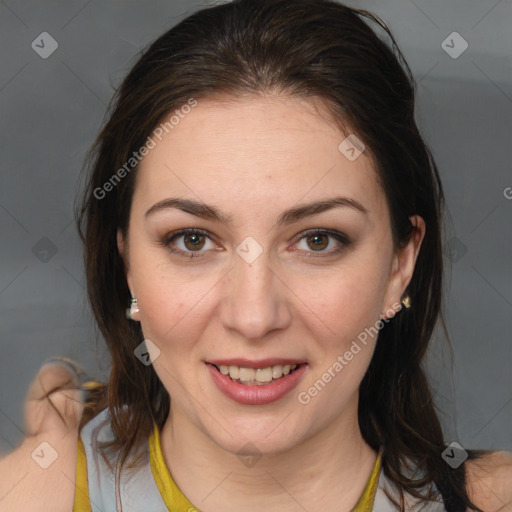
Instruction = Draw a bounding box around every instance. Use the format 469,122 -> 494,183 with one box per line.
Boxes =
160,394 -> 378,512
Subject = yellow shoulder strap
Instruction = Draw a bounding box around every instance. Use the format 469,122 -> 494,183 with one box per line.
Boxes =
73,437 -> 92,512
150,422 -> 383,512
149,423 -> 197,511
351,447 -> 383,512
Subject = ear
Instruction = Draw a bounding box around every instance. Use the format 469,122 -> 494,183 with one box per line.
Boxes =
381,215 -> 426,318
117,228 -> 139,320
117,228 -> 128,274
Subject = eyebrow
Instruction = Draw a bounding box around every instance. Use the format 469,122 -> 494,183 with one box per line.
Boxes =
145,196 -> 368,225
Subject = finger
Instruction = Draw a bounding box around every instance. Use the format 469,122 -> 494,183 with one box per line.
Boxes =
24,358 -> 87,437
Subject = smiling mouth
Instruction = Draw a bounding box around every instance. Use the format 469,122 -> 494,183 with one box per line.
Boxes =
209,363 -> 305,386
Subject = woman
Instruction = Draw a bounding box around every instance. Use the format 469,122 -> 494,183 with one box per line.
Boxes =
1,1 -> 510,511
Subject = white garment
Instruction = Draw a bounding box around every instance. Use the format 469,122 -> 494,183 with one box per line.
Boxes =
373,475 -> 446,512
80,408 -> 447,512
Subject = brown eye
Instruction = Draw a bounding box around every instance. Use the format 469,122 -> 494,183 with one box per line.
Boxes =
295,229 -> 351,256
183,233 -> 206,251
160,228 -> 216,257
306,233 -> 329,251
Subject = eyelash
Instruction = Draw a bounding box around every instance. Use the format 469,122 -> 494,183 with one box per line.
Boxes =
159,228 -> 351,259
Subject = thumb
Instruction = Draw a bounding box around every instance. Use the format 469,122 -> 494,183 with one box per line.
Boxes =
24,358 -> 88,437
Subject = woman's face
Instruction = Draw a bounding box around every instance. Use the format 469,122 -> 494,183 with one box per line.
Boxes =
118,93 -> 424,455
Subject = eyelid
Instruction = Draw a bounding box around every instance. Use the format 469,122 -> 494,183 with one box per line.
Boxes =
292,228 -> 351,256
160,227 -> 214,246
160,227 -> 351,258
159,228 -> 219,258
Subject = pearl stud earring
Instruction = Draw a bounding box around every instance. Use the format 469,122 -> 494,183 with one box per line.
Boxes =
126,296 -> 139,319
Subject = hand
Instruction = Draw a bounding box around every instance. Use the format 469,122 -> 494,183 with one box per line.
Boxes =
0,358 -> 87,512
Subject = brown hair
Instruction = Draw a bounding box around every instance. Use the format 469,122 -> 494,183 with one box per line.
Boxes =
74,1 -> 484,510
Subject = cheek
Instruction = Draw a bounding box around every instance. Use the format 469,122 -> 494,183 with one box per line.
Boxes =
140,291 -> 212,353
294,272 -> 384,414
131,259 -> 220,355
290,262 -> 389,348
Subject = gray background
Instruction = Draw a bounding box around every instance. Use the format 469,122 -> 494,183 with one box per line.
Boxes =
1,0 -> 511,455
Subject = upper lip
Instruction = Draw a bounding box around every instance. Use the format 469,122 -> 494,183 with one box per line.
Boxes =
206,358 -> 307,368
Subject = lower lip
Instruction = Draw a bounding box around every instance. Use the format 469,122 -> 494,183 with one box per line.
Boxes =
206,363 -> 308,405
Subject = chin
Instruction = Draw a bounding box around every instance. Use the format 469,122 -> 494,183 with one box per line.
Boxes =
203,411 -> 309,458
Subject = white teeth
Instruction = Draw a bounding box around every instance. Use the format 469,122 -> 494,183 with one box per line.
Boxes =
216,363 -> 299,385
272,365 -> 283,379
238,367 -> 255,381
228,365 -> 239,380
256,367 -> 273,383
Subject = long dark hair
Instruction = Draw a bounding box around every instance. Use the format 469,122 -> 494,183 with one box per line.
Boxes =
74,1 -> 484,510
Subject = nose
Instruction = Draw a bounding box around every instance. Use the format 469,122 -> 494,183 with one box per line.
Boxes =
219,253 -> 292,341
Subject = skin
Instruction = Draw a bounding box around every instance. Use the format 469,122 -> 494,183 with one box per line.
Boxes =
117,92 -> 425,512
0,363 -> 84,512
1,93 -> 510,511
3,365 -> 509,511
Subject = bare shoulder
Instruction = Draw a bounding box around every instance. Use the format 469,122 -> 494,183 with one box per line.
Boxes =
465,450 -> 512,512
0,360 -> 85,512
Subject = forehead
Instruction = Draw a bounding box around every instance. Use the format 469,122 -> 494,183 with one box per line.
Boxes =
133,93 -> 386,218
